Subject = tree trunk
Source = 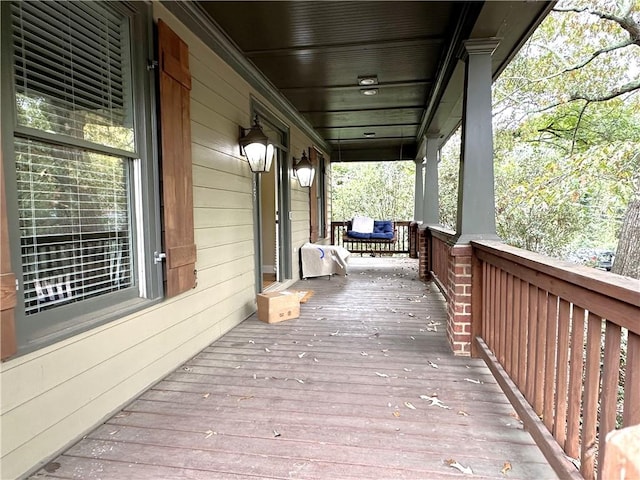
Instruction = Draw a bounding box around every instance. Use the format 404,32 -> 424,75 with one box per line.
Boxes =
612,199 -> 640,279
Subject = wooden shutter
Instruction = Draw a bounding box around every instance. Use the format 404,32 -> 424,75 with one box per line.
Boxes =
309,149 -> 319,243
1,149 -> 17,360
321,158 -> 329,239
158,19 -> 197,297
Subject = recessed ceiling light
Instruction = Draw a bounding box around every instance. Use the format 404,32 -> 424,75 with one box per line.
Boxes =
364,132 -> 376,138
358,75 -> 378,86
361,88 -> 378,96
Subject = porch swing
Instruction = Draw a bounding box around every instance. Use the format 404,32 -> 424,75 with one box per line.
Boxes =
340,132 -> 400,255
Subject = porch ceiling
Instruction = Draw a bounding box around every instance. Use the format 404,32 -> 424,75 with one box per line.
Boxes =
197,1 -> 552,162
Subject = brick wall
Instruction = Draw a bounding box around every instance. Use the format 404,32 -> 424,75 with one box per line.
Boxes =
418,226 -> 430,280
446,244 -> 473,356
417,228 -> 474,356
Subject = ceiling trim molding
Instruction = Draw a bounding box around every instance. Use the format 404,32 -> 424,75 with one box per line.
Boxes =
416,1 -> 483,142
245,36 -> 445,57
160,1 -> 330,153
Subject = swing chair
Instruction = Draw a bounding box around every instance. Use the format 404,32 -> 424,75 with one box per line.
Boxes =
340,132 -> 401,256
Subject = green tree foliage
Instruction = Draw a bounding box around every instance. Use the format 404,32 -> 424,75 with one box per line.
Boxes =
331,161 -> 415,221
440,0 -> 640,261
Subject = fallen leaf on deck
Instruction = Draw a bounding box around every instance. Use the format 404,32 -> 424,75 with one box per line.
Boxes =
464,378 -> 481,384
109,430 -> 119,435
204,430 -> 215,439
428,361 -> 439,369
458,410 -> 469,417
295,378 -> 305,384
238,395 -> 254,401
265,347 -> 271,353
501,461 -> 512,475
361,351 -> 369,356
446,459 -> 473,475
249,340 -> 255,344
330,330 -> 340,336
410,336 -> 415,340
202,393 -> 210,399
420,395 -> 451,409
273,430 -> 281,437
298,352 -> 306,358
404,368 -> 412,372
375,372 -> 389,378
404,401 -> 416,410
314,357 -> 319,362
408,313 -> 415,317
393,411 -> 401,417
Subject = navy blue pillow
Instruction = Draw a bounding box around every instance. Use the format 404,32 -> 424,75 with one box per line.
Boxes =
347,230 -> 371,239
371,232 -> 394,240
374,220 -> 393,234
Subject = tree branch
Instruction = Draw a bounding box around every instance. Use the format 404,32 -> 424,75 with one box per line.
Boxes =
553,6 -> 640,45
556,40 -> 633,76
570,101 -> 590,155
570,78 -> 640,103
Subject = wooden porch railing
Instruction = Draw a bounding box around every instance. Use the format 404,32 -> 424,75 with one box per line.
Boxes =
471,240 -> 640,480
330,221 -> 415,255
427,227 -> 455,298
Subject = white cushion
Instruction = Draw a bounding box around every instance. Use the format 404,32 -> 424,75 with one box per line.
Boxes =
351,215 -> 374,233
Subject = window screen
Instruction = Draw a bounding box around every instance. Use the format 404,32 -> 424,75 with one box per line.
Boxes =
11,1 -> 137,316
15,138 -> 132,315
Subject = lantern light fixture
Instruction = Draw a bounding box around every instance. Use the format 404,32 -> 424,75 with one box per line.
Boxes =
293,150 -> 315,188
238,115 -> 274,173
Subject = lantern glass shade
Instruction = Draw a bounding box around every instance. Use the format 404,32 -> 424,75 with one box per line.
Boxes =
239,116 -> 274,173
294,151 -> 315,187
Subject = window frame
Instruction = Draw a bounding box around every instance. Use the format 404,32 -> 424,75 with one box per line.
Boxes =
1,1 -> 163,355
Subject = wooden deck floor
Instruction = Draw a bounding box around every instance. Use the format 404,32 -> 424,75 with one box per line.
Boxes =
31,257 -> 557,480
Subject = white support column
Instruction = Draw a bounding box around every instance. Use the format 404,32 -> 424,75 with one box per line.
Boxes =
455,38 -> 501,244
422,136 -> 440,225
414,157 -> 424,222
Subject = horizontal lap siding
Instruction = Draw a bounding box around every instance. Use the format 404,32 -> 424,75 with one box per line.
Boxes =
0,3 -> 321,478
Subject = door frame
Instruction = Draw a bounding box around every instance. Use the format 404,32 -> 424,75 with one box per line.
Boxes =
250,100 -> 291,293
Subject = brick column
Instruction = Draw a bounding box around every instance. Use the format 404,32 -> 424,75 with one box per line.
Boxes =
418,226 -> 430,280
446,244 -> 472,356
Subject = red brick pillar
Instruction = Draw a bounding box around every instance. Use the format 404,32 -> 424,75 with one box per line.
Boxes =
409,221 -> 418,258
446,244 -> 472,356
418,226 -> 430,280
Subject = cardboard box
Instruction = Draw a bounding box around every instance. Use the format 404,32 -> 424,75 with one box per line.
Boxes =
257,291 -> 300,323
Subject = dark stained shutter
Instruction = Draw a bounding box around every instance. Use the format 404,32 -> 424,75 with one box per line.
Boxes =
309,148 -> 319,243
158,19 -> 197,297
1,150 -> 17,360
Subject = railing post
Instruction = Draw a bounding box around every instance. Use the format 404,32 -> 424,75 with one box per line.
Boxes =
602,425 -> 640,480
447,244 -> 473,356
470,246 -> 483,357
418,225 -> 431,280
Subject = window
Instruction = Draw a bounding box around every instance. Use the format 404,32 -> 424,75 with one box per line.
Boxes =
3,1 -> 162,352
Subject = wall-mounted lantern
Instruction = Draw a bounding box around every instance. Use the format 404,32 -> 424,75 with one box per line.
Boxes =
293,150 -> 315,188
239,115 -> 274,173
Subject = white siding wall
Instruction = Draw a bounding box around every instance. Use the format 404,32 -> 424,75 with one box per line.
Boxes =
0,4 -> 327,478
